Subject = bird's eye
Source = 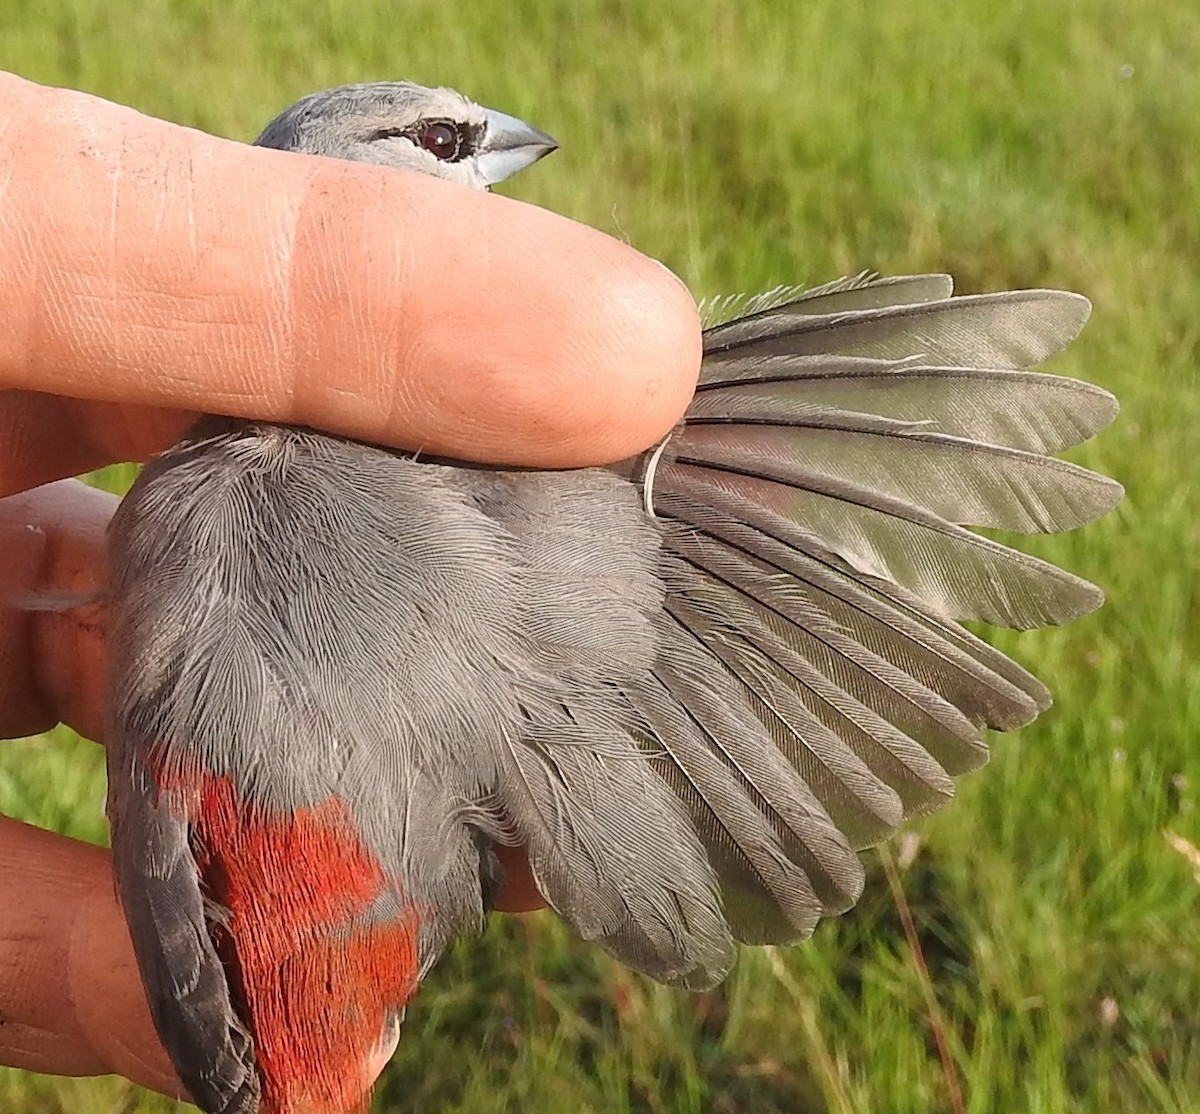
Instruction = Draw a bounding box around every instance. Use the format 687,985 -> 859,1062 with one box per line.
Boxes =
417,121 -> 463,161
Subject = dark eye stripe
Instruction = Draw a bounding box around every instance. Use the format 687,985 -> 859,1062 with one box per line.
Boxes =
366,120 -> 477,163
367,127 -> 409,143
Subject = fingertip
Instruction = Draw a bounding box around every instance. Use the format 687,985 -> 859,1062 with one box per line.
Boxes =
574,248 -> 702,462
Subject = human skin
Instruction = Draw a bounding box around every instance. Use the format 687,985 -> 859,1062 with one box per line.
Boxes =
0,72 -> 701,1098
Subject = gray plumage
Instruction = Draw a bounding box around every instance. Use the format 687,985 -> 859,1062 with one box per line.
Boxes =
103,82 -> 1122,1113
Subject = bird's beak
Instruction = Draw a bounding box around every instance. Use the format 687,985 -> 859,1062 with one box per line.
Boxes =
477,109 -> 558,186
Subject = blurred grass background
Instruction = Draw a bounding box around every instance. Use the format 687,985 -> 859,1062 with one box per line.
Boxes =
1,0 -> 1197,1111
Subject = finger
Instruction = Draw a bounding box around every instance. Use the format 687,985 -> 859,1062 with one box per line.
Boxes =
0,816 -> 184,1096
0,480 -> 113,742
0,73 -> 701,479
0,391 -> 190,498
492,842 -> 547,913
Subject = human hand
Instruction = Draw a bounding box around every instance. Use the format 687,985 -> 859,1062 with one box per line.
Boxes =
0,71 -> 701,1098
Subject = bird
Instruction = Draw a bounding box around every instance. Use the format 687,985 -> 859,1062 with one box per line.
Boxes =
101,81 -> 1123,1114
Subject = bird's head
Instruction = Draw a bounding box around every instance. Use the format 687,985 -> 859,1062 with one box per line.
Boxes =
253,81 -> 557,189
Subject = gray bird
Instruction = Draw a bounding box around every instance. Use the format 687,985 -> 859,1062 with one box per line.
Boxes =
101,82 -> 1122,1114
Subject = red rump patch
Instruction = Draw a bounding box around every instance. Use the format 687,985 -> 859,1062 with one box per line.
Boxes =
162,768 -> 421,1114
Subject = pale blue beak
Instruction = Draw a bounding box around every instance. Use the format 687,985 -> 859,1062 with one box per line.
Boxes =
477,108 -> 558,186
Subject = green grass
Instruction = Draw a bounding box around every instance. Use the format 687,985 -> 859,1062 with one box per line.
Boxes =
2,0 -> 1198,1110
